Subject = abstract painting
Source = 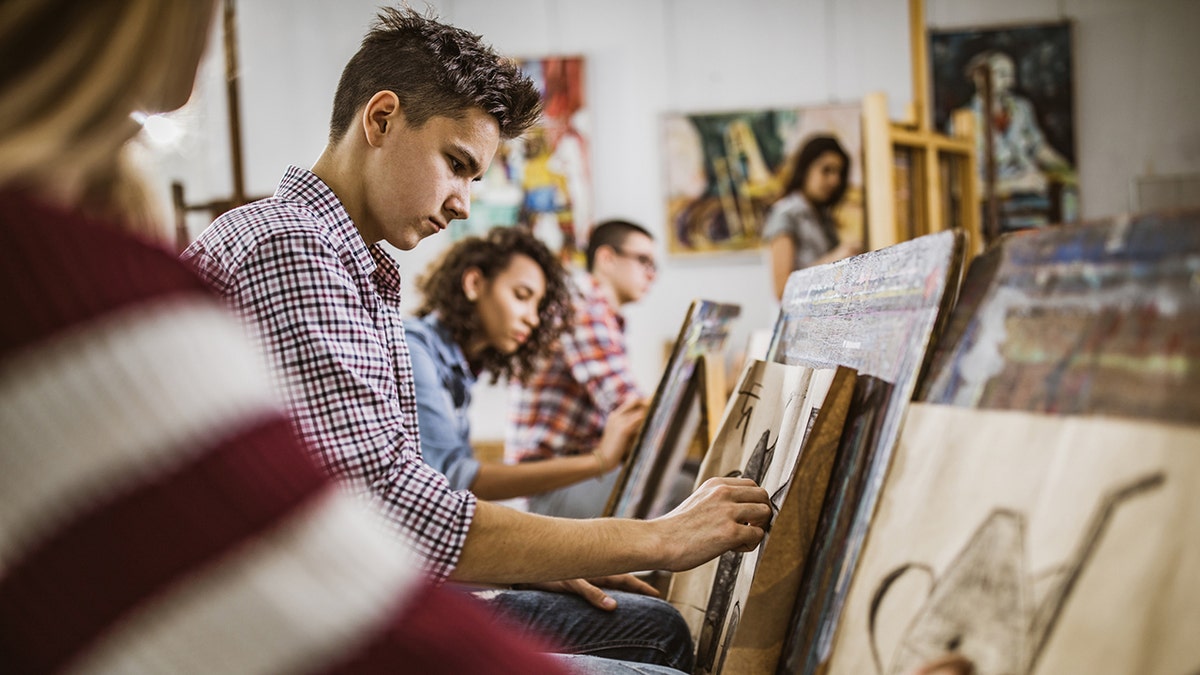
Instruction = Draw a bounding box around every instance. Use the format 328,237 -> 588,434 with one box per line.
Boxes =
920,210 -> 1200,425
451,56 -> 592,263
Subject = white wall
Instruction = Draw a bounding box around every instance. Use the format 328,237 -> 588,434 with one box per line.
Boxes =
151,0 -> 1200,439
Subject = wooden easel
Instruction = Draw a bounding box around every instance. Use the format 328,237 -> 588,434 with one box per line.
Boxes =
862,0 -> 983,258
171,0 -> 266,251
689,353 -> 728,460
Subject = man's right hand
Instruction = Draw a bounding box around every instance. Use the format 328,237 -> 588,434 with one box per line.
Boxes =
454,478 -> 770,585
650,477 -> 772,572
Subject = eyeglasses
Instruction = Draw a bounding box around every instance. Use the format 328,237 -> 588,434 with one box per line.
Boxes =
611,247 -> 658,274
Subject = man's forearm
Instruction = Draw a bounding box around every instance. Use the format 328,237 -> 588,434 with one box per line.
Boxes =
448,477 -> 771,585
449,501 -> 668,584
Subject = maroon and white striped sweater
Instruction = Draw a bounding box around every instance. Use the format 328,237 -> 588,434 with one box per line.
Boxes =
0,190 -> 563,674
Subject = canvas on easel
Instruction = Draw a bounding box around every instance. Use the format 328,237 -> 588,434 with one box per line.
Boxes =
605,300 -> 740,520
920,209 -> 1200,425
667,360 -> 815,652
715,366 -> 857,675
824,404 -> 1200,675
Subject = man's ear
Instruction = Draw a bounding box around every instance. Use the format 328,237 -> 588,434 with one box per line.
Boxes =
462,267 -> 484,302
361,90 -> 402,148
593,244 -> 615,272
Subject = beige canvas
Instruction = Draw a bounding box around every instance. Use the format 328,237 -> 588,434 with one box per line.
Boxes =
718,366 -> 856,675
698,367 -> 836,673
826,403 -> 1200,675
667,360 -> 813,645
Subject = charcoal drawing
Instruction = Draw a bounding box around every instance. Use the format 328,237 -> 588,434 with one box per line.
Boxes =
708,367 -> 858,675
695,429 -> 775,674
868,473 -> 1163,675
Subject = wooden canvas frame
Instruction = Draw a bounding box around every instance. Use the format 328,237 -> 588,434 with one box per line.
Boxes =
605,300 -> 740,519
171,0 -> 267,251
862,0 -> 982,258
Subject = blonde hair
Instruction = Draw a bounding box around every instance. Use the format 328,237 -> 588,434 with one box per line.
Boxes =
0,0 -> 214,225
80,144 -> 169,241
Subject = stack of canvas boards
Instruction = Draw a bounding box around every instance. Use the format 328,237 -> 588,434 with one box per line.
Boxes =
769,230 -> 965,674
667,360 -> 856,674
824,211 -> 1200,674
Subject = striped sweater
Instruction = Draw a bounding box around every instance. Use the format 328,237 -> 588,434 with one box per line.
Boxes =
0,190 -> 562,674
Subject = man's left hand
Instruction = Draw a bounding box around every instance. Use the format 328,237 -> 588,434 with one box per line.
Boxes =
521,573 -> 659,611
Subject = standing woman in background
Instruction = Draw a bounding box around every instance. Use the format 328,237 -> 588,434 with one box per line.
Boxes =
407,226 -> 647,502
764,134 -> 863,300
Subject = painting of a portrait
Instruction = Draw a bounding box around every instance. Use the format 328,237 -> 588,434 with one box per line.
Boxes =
930,22 -> 1078,232
451,56 -> 591,264
662,104 -> 862,256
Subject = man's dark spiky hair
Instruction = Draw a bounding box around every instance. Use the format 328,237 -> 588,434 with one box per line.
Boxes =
328,7 -> 541,142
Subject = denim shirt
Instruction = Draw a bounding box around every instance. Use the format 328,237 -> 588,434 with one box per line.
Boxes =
404,313 -> 480,490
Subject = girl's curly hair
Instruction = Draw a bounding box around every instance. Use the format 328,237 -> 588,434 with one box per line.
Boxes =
415,227 -> 573,383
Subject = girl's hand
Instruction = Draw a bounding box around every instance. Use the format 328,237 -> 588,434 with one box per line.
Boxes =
594,397 -> 648,471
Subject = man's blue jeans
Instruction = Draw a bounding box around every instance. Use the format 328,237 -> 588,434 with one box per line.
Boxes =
473,587 -> 694,673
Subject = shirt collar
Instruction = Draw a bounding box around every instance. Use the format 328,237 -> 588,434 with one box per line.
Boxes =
425,313 -> 473,377
276,165 -> 404,303
584,273 -> 625,331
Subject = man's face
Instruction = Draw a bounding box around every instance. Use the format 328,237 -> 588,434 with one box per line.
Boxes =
607,232 -> 658,305
360,106 -> 500,249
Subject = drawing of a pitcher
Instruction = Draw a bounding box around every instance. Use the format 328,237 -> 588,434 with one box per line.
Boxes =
870,473 -> 1163,675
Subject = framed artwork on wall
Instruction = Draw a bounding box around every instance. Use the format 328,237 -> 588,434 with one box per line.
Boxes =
451,56 -> 592,264
662,103 -> 862,256
930,22 -> 1078,232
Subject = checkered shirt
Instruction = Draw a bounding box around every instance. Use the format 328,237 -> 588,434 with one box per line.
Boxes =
506,274 -> 642,462
182,165 -> 475,581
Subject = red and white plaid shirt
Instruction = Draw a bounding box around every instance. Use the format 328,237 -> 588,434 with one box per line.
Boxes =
506,274 -> 642,462
183,166 -> 475,581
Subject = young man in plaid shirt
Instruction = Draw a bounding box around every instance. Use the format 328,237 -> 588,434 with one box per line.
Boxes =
183,7 -> 770,672
507,220 -> 659,518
